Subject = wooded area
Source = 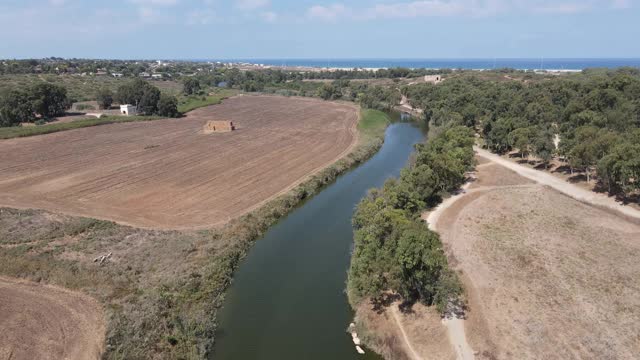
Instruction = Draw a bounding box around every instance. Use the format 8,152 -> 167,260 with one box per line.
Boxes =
403,68 -> 640,199
348,126 -> 476,312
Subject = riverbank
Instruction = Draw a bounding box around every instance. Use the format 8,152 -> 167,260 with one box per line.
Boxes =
347,125 -> 475,360
213,119 -> 422,360
0,107 -> 391,359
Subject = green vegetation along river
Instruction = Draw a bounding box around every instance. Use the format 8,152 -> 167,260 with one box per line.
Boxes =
214,120 -> 424,360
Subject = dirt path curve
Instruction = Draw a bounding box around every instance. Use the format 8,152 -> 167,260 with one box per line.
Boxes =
474,147 -> 640,221
390,306 -> 423,360
424,181 -> 476,360
0,277 -> 105,360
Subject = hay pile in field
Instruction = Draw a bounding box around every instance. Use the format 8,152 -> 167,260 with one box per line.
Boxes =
203,120 -> 235,133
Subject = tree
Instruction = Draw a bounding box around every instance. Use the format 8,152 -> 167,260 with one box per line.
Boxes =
486,117 -> 514,154
509,126 -> 535,159
597,142 -> 640,195
0,89 -> 34,126
183,78 -> 201,95
396,222 -> 448,303
317,83 -> 340,100
117,78 -> 154,106
569,126 -> 618,182
532,126 -> 555,168
157,94 -> 179,118
30,82 -> 69,118
138,87 -> 161,115
96,88 -> 113,110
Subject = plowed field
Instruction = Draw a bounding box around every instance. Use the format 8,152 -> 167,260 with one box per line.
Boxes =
0,95 -> 359,229
0,277 -> 105,360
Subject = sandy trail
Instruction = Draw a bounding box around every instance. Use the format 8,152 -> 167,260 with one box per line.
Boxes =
474,146 -> 640,221
0,277 -> 105,360
423,180 -> 476,360
390,306 -> 423,360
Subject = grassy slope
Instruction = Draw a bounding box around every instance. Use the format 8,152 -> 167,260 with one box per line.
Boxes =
0,106 -> 391,360
0,89 -> 237,140
0,116 -> 161,140
177,89 -> 237,113
0,74 -> 183,101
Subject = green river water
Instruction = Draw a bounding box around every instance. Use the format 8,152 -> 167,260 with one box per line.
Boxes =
214,119 -> 425,360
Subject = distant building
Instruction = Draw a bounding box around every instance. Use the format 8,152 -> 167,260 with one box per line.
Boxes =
151,74 -> 163,79
120,104 -> 137,116
112,73 -> 124,78
139,72 -> 151,78
424,75 -> 442,84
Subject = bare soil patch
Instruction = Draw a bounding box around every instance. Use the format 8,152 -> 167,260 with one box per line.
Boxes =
0,95 -> 358,229
355,300 -> 455,360
436,156 -> 640,359
0,276 -> 105,360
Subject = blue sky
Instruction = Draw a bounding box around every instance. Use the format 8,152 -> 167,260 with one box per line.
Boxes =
0,0 -> 638,59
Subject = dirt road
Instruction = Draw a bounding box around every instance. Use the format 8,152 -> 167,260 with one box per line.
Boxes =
474,146 -> 640,221
0,277 -> 104,360
424,180 -> 476,360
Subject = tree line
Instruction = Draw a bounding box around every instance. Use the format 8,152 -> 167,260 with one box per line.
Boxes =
0,83 -> 70,126
403,68 -> 640,198
348,125 -> 475,312
114,79 -> 179,118
0,78 -> 181,127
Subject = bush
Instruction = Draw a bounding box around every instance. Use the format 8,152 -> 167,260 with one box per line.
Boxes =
157,94 -> 179,118
76,104 -> 96,111
96,88 -> 114,110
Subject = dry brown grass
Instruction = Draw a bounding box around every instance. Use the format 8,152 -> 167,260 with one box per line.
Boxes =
437,157 -> 640,360
354,299 -> 455,360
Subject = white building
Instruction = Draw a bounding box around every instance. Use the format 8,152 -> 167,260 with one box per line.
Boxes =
151,74 -> 163,79
120,104 -> 137,116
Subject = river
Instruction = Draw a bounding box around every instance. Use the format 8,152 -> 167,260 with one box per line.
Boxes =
214,119 -> 425,360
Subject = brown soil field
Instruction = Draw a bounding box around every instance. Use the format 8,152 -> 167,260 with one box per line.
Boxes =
0,95 -> 359,229
0,276 -> 105,360
437,158 -> 640,359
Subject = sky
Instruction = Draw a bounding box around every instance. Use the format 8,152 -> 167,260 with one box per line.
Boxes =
0,0 -> 638,59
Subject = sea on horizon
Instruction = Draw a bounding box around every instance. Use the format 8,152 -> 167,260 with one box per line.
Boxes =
200,58 -> 640,71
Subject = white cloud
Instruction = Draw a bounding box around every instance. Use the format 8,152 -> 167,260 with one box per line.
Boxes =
137,6 -> 175,24
261,11 -> 278,22
307,4 -> 347,21
130,0 -> 179,6
236,0 -> 270,10
532,2 -> 592,14
611,0 -> 632,8
187,9 -> 217,25
305,0 -> 630,21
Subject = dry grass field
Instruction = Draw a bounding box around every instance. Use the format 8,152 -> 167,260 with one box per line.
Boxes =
436,158 -> 640,359
0,95 -> 358,229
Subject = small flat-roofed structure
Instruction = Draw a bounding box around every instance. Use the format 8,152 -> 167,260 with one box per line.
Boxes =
204,120 -> 235,133
120,104 -> 137,116
424,75 -> 442,84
